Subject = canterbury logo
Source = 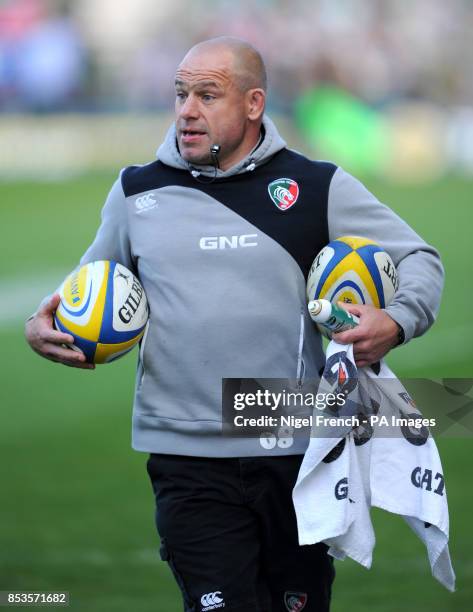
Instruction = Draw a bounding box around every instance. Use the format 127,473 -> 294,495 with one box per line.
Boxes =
200,591 -> 225,610
135,193 -> 157,213
199,234 -> 258,250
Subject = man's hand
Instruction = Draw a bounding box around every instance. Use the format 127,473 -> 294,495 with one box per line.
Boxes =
332,303 -> 399,368
25,293 -> 95,369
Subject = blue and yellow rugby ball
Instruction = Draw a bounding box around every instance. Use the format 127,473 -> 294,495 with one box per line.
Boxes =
54,260 -> 149,364
307,236 -> 398,308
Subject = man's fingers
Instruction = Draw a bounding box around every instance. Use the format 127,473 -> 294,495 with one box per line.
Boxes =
37,344 -> 95,369
63,361 -> 96,370
29,325 -> 75,347
333,327 -> 365,344
337,301 -> 363,317
51,358 -> 95,370
38,293 -> 61,317
352,340 -> 371,354
41,328 -> 75,346
44,344 -> 87,363
353,349 -> 380,367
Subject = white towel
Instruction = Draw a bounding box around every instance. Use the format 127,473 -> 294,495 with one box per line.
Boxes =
293,340 -> 455,591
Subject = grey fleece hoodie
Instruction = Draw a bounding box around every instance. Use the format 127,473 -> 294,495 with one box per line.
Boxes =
80,114 -> 444,457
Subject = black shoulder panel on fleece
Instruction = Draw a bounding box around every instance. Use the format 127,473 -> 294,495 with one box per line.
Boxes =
121,160 -> 164,197
121,150 -> 337,279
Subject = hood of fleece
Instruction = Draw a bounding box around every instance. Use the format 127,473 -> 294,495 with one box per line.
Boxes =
156,114 -> 287,178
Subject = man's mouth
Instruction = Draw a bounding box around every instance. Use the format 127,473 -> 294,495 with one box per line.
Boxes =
180,129 -> 207,141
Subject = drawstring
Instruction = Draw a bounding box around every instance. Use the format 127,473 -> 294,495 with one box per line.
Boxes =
189,145 -> 220,183
189,155 -> 256,182
245,157 -> 256,172
189,161 -> 218,183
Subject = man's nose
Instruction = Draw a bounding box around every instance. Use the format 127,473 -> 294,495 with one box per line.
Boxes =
178,94 -> 200,120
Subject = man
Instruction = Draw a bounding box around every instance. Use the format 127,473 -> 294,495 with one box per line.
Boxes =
25,37 -> 443,611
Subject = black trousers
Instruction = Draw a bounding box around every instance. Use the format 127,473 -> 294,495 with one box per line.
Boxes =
147,453 -> 335,612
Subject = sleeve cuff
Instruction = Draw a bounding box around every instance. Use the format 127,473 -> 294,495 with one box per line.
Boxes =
384,305 -> 413,345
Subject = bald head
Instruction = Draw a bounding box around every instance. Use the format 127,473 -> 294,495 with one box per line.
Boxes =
174,37 -> 267,171
184,37 -> 267,92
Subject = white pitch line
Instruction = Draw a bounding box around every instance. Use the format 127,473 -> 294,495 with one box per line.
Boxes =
0,547 -> 159,566
1,270 -> 472,371
0,269 -> 69,326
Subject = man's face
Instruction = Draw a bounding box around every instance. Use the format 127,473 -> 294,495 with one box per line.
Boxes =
174,49 -> 253,170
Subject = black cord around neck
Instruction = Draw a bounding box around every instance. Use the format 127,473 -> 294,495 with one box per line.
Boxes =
189,146 -> 220,184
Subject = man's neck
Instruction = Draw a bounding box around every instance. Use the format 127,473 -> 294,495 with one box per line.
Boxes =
218,125 -> 263,171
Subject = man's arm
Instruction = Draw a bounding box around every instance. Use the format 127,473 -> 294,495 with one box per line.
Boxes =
327,167 -> 444,366
25,175 -> 132,367
79,175 -> 134,270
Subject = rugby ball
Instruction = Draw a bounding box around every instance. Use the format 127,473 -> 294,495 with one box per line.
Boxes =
54,260 -> 149,364
307,236 -> 398,308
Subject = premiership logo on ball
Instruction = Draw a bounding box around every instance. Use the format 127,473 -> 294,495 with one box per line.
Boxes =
54,260 -> 149,364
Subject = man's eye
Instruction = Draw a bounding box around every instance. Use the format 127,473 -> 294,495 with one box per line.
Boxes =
202,94 -> 215,102
176,92 -> 187,101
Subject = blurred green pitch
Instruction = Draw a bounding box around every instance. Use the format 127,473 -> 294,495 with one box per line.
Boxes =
1,174 -> 472,611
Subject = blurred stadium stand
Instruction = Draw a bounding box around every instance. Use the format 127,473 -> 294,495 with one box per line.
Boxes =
1,0 -> 473,180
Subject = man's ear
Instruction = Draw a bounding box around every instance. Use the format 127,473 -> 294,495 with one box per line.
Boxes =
247,89 -> 265,121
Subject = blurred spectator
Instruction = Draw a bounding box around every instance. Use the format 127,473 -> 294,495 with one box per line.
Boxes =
0,0 -> 86,111
0,0 -> 45,107
15,16 -> 85,111
1,0 -> 472,112
2,0 -> 473,179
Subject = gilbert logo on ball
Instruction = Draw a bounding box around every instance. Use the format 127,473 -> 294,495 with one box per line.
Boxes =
54,261 -> 149,364
307,236 -> 398,309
